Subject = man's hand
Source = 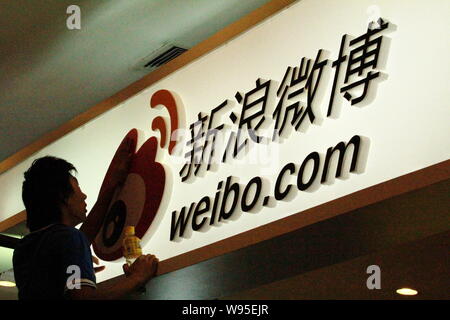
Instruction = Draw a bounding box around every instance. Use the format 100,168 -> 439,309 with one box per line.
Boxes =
68,254 -> 158,300
122,254 -> 159,287
92,256 -> 106,273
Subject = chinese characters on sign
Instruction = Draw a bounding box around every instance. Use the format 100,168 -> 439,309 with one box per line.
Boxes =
179,18 -> 391,182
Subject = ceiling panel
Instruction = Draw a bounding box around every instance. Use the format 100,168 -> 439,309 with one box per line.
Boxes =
0,0 -> 272,162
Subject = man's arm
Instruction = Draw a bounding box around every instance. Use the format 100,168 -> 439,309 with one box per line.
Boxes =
67,275 -> 140,300
67,254 -> 158,300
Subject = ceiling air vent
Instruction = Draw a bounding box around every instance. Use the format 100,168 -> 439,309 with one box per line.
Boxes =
135,44 -> 188,71
144,46 -> 187,68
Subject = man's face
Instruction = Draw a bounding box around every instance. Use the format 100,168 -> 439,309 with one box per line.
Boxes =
66,176 -> 88,224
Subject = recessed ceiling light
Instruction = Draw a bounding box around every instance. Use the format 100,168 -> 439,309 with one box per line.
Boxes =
396,288 -> 418,296
0,280 -> 16,287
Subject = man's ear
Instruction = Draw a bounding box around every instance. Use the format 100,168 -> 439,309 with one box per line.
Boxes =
58,195 -> 72,223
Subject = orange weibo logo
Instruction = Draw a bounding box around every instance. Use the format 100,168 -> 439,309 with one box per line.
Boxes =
93,89 -> 182,261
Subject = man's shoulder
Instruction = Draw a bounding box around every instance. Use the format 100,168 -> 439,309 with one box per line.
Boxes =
46,224 -> 89,247
16,224 -> 86,253
48,224 -> 82,237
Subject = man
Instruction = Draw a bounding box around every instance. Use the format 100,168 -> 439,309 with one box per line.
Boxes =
13,148 -> 158,299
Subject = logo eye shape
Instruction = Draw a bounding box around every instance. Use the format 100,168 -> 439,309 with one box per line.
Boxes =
101,173 -> 146,249
102,200 -> 126,248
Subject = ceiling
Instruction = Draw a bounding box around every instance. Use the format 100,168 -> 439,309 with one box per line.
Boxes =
2,230 -> 448,300
2,231 -> 448,300
224,230 -> 450,300
0,0 -> 273,163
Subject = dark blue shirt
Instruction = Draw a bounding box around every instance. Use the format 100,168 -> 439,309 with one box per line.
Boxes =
13,224 -> 96,300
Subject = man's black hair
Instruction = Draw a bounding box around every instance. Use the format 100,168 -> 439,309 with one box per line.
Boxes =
22,156 -> 77,232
